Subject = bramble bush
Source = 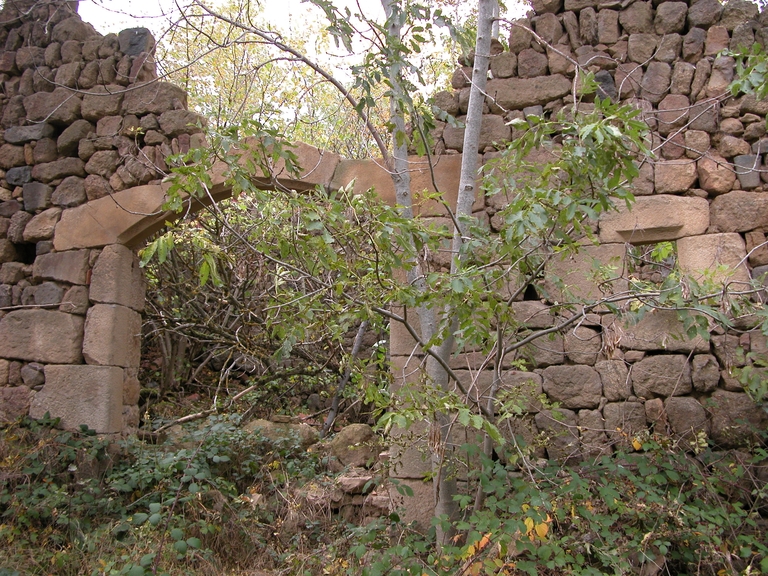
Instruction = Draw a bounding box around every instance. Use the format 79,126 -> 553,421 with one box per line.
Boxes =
346,433 -> 768,576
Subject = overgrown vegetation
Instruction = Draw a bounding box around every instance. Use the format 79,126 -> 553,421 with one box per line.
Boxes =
2,413 -> 766,575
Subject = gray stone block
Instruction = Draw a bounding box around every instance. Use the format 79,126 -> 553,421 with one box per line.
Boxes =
31,365 -> 123,433
33,249 -> 90,285
83,304 -> 141,368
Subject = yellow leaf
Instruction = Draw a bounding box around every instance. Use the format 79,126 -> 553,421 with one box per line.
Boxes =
524,517 -> 535,534
632,438 -> 642,451
535,521 -> 549,539
477,532 -> 492,551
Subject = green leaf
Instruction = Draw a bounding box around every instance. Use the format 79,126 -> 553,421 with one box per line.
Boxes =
149,502 -> 162,514
173,540 -> 188,554
139,553 -> 155,567
170,528 -> 184,541
148,513 -> 162,527
131,513 -> 149,526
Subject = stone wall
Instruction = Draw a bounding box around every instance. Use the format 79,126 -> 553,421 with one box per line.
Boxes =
0,0 -> 206,432
388,0 -> 768,516
0,0 -> 764,507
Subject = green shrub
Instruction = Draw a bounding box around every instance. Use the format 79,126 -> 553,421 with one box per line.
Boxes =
347,434 -> 768,576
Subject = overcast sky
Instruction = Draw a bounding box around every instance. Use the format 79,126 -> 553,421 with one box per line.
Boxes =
76,0 -> 387,36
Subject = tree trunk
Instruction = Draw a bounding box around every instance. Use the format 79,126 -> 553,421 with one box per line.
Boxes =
380,0 -> 495,545
430,0 -> 495,546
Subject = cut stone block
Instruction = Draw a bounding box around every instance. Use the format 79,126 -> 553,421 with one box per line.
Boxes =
0,310 -> 84,363
631,354 -> 692,398
387,478 -> 433,528
389,310 -> 424,358
30,365 -> 123,433
615,309 -> 708,353
708,390 -> 768,448
89,244 -> 146,311
542,365 -> 602,409
53,185 -> 168,250
665,396 -> 708,441
389,420 -> 432,479
83,304 -> 142,368
677,233 -> 751,288
331,154 -> 481,216
543,243 -> 627,303
32,249 -> 90,284
599,195 -> 709,244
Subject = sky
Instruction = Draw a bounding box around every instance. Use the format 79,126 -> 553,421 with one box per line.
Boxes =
76,0 -> 387,37
76,0 -> 529,38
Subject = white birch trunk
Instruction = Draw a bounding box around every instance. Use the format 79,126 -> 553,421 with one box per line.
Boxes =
429,0 -> 496,545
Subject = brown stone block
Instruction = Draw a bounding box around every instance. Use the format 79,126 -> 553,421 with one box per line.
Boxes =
603,401 -> 647,445
442,115 -> 511,153
542,365 -> 602,409
564,325 -> 602,365
678,233 -> 751,288
486,75 -> 572,112
22,206 -> 61,242
521,331 -> 566,367
579,408 -> 609,461
599,195 -> 709,244
83,304 -> 141,368
708,390 -> 768,448
595,359 -> 631,401
30,365 -> 123,433
654,159 -> 698,193
632,355 -> 692,398
121,81 -> 187,116
710,190 -> 768,233
665,396 -> 709,441
89,244 -> 146,311
0,385 -> 33,423
535,408 -> 580,463
24,87 -> 82,127
0,310 -> 84,363
543,243 -> 627,303
33,249 -> 90,284
745,231 -> 768,266
330,153 -> 481,217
